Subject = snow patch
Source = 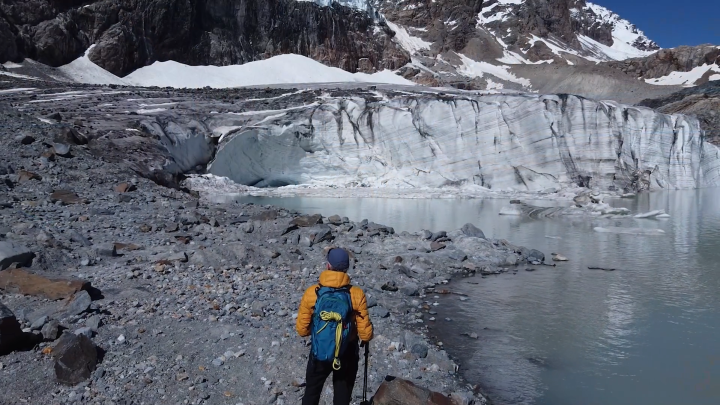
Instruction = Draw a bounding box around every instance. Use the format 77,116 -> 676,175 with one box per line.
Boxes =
0,88 -> 36,94
125,55 -> 415,88
56,51 -> 414,88
0,70 -> 39,80
2,62 -> 23,69
136,108 -> 167,114
646,64 -> 720,86
57,45 -> 128,85
385,20 -> 432,55
578,34 -> 654,62
477,0 -> 519,25
456,54 -> 531,87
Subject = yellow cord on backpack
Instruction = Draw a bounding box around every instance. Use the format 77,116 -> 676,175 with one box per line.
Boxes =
316,311 -> 344,370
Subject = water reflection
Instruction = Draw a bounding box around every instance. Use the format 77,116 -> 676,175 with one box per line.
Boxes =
233,189 -> 720,404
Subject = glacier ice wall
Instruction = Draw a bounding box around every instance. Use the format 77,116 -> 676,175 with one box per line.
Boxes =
208,93 -> 720,192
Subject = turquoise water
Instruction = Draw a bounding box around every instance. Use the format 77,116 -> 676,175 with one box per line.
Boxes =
234,189 -> 720,404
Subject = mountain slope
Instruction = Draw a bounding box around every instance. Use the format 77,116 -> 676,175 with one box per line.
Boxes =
0,0 -> 717,104
375,0 -> 717,97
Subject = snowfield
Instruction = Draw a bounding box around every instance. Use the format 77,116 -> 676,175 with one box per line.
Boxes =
645,64 -> 720,86
51,51 -> 415,88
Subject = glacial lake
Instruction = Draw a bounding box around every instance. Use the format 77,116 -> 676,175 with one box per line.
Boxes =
233,188 -> 720,405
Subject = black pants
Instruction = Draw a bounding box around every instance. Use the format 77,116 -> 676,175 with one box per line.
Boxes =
302,341 -> 360,405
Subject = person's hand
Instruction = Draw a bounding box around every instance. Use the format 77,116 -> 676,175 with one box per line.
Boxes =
360,340 -> 367,348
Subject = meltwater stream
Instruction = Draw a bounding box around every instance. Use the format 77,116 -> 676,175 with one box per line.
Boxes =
233,189 -> 720,405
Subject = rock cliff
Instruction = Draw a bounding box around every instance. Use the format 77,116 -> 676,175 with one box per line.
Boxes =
606,45 -> 720,85
0,0 -> 409,76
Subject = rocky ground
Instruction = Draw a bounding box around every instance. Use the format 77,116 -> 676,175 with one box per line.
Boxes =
0,80 -> 553,404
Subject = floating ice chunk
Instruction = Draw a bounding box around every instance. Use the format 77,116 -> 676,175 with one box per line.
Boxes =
634,210 -> 669,219
593,227 -> 665,235
499,206 -> 523,216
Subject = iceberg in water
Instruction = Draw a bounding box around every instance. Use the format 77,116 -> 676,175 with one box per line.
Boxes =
594,227 -> 666,235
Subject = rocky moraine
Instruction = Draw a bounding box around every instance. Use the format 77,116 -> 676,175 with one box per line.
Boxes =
0,75 -> 564,404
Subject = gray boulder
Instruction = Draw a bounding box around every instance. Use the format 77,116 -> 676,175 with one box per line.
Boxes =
411,343 -> 429,359
400,283 -> 419,297
527,249 -> 545,264
461,223 -> 486,239
369,306 -> 390,319
0,241 -> 35,270
42,319 -> 60,341
430,231 -> 447,242
59,291 -> 92,319
327,215 -> 343,225
306,225 -> 333,245
53,143 -> 71,157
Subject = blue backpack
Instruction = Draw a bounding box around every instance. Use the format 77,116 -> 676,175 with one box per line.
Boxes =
311,285 -> 354,370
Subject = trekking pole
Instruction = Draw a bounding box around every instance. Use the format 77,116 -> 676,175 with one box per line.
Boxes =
360,342 -> 370,405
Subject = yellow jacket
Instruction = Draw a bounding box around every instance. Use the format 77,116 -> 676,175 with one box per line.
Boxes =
296,270 -> 374,343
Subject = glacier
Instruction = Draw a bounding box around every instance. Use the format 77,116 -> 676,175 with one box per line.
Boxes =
207,91 -> 720,193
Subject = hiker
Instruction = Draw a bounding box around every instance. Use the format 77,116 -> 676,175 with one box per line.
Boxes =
296,247 -> 374,405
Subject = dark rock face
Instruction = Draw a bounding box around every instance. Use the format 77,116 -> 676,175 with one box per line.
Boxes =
0,0 -> 409,76
52,332 -> 98,385
0,302 -> 23,355
607,45 -> 720,81
377,0 -> 483,54
372,376 -> 455,405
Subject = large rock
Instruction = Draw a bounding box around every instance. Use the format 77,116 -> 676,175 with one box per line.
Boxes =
290,214 -> 323,228
372,376 -> 454,405
0,302 -> 23,355
50,190 -> 88,205
305,225 -> 334,245
52,332 -> 98,385
0,269 -> 89,300
42,319 -> 61,341
58,290 -> 92,319
461,223 -> 485,239
0,241 -> 35,270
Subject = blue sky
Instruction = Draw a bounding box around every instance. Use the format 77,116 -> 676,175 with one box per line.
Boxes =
593,0 -> 719,48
